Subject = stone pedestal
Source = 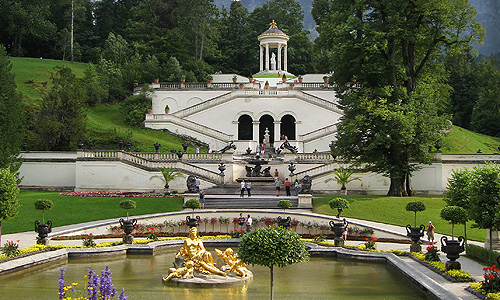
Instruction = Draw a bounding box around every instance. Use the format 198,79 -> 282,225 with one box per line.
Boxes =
298,194 -> 312,208
485,229 -> 500,250
445,261 -> 461,271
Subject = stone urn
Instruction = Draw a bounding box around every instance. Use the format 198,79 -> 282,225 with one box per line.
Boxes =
329,220 -> 345,247
277,216 -> 291,228
120,218 -> 137,244
406,224 -> 425,252
186,216 -> 201,228
441,236 -> 465,270
35,220 -> 52,245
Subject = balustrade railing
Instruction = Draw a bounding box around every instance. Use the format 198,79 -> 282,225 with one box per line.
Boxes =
296,153 -> 334,162
299,123 -> 339,142
291,162 -> 337,180
144,114 -> 233,141
79,151 -> 224,184
159,83 -> 181,89
174,92 -> 232,118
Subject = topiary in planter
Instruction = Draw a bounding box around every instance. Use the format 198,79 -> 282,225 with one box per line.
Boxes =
405,201 -> 426,228
119,199 -> 136,220
329,197 -> 349,218
34,199 -> 53,224
184,199 -> 200,217
441,206 -> 468,239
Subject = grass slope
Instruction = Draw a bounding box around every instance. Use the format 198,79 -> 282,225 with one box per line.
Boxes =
86,105 -> 205,152
314,195 -> 486,242
1,191 -> 184,234
11,57 -> 87,100
441,125 -> 500,153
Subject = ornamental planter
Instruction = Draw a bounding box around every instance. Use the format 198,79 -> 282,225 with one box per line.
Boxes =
264,85 -> 269,90
329,220 -> 345,247
277,216 -> 291,228
232,77 -> 237,83
441,236 -> 465,270
298,77 -> 303,83
180,78 -> 186,83
249,78 -> 253,83
406,224 -> 425,252
35,220 -> 52,245
154,78 -> 159,83
186,215 -> 201,228
120,218 -> 137,244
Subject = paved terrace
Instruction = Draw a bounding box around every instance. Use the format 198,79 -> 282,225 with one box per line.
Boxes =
2,209 -> 490,299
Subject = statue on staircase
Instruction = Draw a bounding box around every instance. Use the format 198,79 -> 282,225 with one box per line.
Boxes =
299,175 -> 312,194
186,175 -> 198,193
218,142 -> 236,153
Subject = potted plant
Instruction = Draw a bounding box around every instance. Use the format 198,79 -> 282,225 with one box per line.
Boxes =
180,75 -> 186,83
184,199 -> 201,227
248,75 -> 253,82
440,206 -> 467,270
264,81 -> 269,89
298,75 -> 303,83
277,200 -> 292,228
119,199 -> 137,244
328,198 -> 349,246
239,83 -> 244,89
325,167 -> 361,195
155,167 -> 184,192
405,201 -> 426,252
282,74 -> 287,83
154,78 -> 159,84
323,75 -> 329,83
232,75 -> 237,83
289,82 -> 295,90
164,105 -> 170,114
207,75 -> 213,83
34,199 -> 53,245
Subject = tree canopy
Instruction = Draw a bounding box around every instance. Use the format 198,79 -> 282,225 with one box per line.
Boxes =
313,0 -> 484,196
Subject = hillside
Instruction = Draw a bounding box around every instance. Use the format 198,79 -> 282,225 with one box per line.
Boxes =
10,57 -> 500,153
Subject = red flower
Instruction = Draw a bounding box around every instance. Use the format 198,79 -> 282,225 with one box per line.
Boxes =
365,238 -> 369,241
489,274 -> 495,280
373,238 -> 378,242
151,226 -> 155,230
89,233 -> 93,236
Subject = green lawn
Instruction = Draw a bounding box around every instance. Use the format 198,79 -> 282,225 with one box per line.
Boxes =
1,191 -> 184,234
86,104 -> 205,152
313,195 -> 486,242
441,125 -> 500,153
11,57 -> 87,100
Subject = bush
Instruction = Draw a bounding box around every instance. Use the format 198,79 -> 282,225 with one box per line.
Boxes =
184,199 -> 200,210
466,244 -> 499,265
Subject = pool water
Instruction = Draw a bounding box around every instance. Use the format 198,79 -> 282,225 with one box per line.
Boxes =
0,248 -> 429,300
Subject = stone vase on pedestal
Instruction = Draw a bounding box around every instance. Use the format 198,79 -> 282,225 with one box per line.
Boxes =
441,236 -> 465,271
35,220 -> 52,245
406,224 -> 425,252
120,218 -> 137,244
329,221 -> 345,247
277,216 -> 291,228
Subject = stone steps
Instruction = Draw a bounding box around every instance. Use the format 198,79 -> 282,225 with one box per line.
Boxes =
202,195 -> 299,209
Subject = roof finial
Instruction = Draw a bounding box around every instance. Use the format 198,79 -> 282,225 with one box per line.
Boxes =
269,20 -> 278,29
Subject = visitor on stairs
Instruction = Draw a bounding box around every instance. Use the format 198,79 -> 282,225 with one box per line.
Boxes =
199,189 -> 205,209
246,181 -> 252,197
240,180 -> 246,197
274,169 -> 279,179
275,177 -> 282,196
238,213 -> 246,231
284,178 -> 291,196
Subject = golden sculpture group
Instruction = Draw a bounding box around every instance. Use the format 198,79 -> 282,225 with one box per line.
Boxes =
162,226 -> 250,282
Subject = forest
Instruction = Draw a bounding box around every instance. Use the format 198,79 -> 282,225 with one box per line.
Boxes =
0,0 -> 500,171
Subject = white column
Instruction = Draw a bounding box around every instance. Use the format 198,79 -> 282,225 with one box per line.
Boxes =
277,44 -> 282,71
284,45 -> 288,72
265,43 -> 270,71
274,121 -> 281,145
253,121 -> 260,144
259,45 -> 263,72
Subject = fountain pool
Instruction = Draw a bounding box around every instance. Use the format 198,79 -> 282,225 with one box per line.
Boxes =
0,248 -> 430,299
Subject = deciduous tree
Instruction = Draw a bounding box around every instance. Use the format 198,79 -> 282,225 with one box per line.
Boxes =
314,0 -> 484,196
0,167 -> 20,245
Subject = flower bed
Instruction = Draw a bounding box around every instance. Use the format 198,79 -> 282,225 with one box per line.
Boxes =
410,252 -> 473,282
59,191 -> 181,198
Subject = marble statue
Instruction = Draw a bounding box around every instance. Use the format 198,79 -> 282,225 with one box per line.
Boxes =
271,53 -> 276,70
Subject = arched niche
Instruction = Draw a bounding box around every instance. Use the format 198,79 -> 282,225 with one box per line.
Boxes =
238,115 -> 253,140
280,114 -> 296,140
259,114 -> 274,145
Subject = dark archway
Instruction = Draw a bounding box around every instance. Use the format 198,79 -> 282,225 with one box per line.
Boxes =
281,115 -> 296,140
259,115 -> 274,145
238,115 -> 253,140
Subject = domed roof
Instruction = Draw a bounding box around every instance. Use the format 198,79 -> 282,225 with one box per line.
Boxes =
258,20 -> 289,40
